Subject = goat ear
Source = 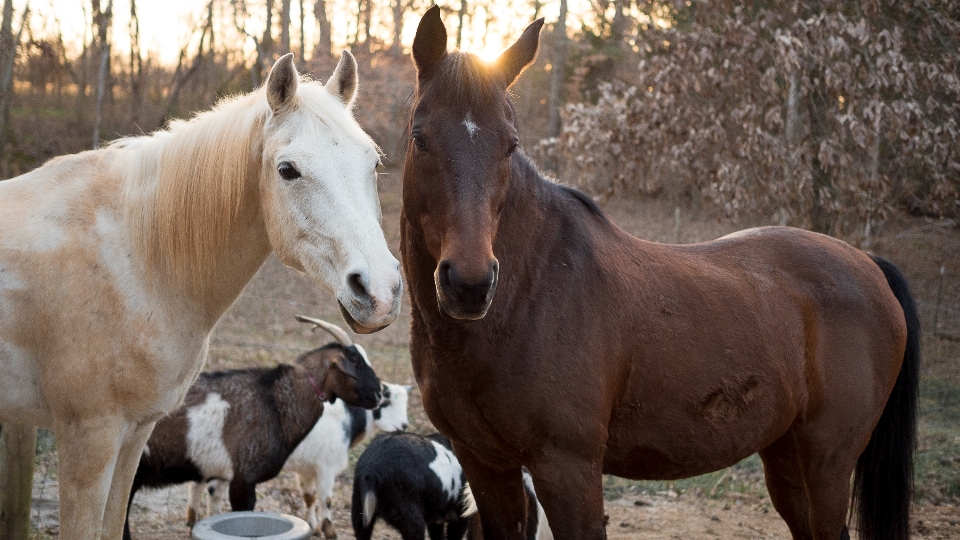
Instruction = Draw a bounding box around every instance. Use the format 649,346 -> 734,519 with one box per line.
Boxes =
332,356 -> 359,380
494,18 -> 544,88
266,53 -> 298,113
412,5 -> 447,79
325,50 -> 359,108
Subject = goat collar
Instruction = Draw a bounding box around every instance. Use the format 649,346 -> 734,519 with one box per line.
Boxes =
304,372 -> 327,402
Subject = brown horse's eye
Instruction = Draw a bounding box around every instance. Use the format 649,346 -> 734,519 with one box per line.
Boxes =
506,140 -> 519,157
277,161 -> 300,180
413,135 -> 428,152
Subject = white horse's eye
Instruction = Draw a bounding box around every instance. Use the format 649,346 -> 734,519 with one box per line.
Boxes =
277,161 -> 301,180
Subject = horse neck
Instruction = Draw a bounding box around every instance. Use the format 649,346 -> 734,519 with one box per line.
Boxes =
124,97 -> 272,327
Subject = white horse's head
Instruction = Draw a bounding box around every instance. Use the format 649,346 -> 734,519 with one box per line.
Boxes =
259,53 -> 401,333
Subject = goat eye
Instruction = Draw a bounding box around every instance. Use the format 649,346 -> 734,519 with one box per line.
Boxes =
277,161 -> 300,180
506,140 -> 519,157
412,135 -> 427,152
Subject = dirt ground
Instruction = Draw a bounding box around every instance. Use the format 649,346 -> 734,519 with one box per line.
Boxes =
30,172 -> 960,539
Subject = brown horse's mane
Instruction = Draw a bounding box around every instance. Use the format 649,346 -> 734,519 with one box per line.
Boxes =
508,149 -> 610,226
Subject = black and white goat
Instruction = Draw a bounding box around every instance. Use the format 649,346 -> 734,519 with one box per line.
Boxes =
123,316 -> 381,540
283,381 -> 411,538
351,432 -> 468,540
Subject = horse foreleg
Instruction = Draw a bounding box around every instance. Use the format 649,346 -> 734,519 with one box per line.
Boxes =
526,447 -> 606,540
451,443 -> 527,540
56,416 -> 126,540
101,420 -> 156,540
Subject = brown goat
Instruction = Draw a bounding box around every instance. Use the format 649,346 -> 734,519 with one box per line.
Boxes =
123,317 -> 381,540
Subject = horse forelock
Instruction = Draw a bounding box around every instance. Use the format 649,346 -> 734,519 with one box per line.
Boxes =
419,52 -> 504,111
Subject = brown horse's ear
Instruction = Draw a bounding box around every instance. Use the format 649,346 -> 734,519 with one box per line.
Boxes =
412,5 -> 448,77
266,53 -> 299,113
495,18 -> 544,88
325,50 -> 359,108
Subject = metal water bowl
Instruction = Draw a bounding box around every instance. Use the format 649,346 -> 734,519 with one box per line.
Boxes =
191,511 -> 311,540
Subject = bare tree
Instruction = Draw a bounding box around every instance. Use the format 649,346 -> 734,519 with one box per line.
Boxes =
92,0 -> 113,149
456,0 -> 467,49
314,0 -> 331,58
299,0 -> 305,56
280,0 -> 291,52
390,0 -> 407,55
263,0 -> 274,59
164,1 -> 214,122
0,0 -> 27,162
544,0 -> 567,172
129,0 -> 142,124
362,0 -> 372,53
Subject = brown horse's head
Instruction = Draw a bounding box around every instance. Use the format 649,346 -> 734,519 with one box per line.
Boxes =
405,6 -> 543,320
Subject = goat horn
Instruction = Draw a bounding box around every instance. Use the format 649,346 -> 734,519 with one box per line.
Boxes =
295,314 -> 354,347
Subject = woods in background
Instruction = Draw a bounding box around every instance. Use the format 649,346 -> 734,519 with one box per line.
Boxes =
0,0 -> 957,241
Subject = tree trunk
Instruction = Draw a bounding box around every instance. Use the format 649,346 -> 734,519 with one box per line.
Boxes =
299,0 -> 305,57
362,0 -> 372,53
456,0 -> 468,49
129,0 -> 142,124
280,0 -> 291,53
806,68 -> 834,235
92,0 -> 113,149
0,425 -> 37,540
544,0 -> 568,172
263,0 -> 274,61
0,0 -> 15,163
163,18 -> 211,123
610,0 -> 626,48
314,0 -> 331,58
352,0 -> 362,47
390,0 -> 403,56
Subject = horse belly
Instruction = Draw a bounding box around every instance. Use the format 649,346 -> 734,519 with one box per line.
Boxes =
602,385 -> 798,480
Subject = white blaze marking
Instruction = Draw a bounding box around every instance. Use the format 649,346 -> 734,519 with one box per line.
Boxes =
463,113 -> 480,141
429,441 -> 463,501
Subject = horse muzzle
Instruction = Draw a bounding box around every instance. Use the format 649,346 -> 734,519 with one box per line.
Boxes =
434,259 -> 499,320
337,267 -> 403,334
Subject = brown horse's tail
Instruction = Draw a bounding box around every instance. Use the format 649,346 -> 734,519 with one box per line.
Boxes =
852,255 -> 920,540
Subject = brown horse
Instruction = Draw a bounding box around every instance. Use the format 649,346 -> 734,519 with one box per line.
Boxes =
400,7 -> 919,540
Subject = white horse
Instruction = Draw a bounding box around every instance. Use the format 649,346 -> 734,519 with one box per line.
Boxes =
0,52 -> 402,540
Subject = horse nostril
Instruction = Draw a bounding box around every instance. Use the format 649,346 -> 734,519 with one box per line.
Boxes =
401,423 -> 409,431
347,272 -> 370,300
490,260 -> 499,283
437,260 -> 453,292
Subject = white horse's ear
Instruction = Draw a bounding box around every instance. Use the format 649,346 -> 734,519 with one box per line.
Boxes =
267,53 -> 299,113
326,50 -> 359,108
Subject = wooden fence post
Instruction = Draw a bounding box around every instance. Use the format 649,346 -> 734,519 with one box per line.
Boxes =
0,424 -> 36,540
